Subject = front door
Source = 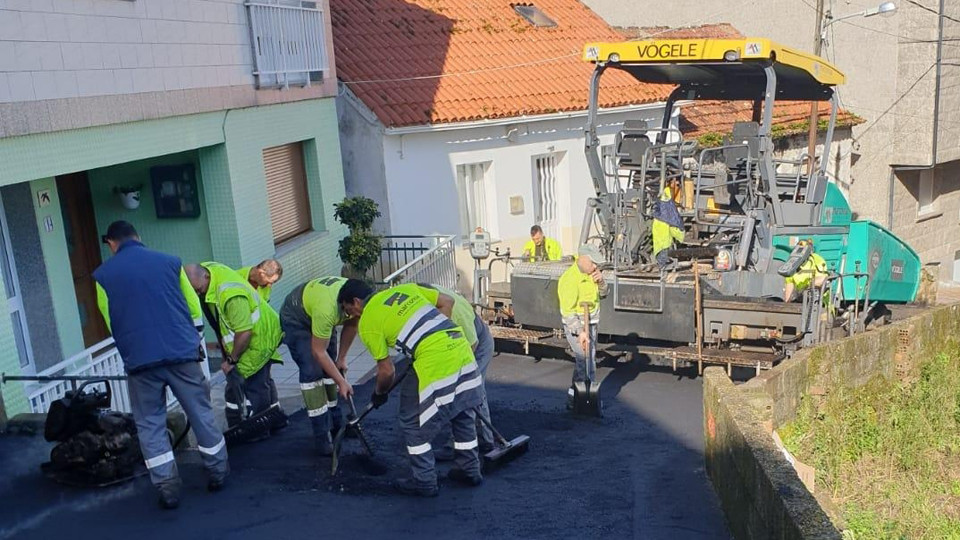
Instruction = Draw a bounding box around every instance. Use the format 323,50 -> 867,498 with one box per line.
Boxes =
57,173 -> 109,348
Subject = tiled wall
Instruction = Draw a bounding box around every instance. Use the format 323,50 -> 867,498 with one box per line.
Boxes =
0,0 -> 253,103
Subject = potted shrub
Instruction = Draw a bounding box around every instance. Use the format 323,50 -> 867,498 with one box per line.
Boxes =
334,197 -> 382,280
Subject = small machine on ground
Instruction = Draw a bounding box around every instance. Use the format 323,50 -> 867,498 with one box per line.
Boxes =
487,37 -> 921,374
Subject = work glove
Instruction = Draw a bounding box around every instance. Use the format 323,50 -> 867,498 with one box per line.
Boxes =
370,391 -> 389,409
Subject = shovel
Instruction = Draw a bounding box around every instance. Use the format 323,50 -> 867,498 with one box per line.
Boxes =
572,302 -> 603,418
476,409 -> 530,470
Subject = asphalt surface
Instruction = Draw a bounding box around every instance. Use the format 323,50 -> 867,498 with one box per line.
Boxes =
0,351 -> 730,540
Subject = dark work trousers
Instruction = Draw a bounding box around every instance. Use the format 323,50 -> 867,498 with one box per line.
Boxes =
224,361 -> 275,428
282,325 -> 343,446
399,368 -> 481,488
127,361 -> 228,494
472,316 -> 495,447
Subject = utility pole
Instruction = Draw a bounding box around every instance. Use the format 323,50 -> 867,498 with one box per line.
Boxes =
806,0 -> 826,177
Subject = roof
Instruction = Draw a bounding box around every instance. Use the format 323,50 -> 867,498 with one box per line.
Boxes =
616,23 -> 743,40
583,38 -> 846,97
330,0 -> 673,128
681,100 -> 864,143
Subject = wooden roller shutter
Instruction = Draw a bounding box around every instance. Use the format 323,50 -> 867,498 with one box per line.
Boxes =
263,142 -> 312,244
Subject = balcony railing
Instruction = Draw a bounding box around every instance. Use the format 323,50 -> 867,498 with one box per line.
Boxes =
246,1 -> 328,89
372,235 -> 458,291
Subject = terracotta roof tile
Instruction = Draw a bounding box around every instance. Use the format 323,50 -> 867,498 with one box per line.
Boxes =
331,0 -> 671,127
680,100 -> 864,140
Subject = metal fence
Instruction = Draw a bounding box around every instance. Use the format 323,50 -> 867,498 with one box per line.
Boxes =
373,235 -> 458,290
23,337 -> 210,414
246,1 -> 328,89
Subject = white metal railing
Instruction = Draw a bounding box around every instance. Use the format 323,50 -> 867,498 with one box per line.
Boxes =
23,337 -> 211,414
246,1 -> 328,89
26,338 -> 131,414
374,235 -> 458,290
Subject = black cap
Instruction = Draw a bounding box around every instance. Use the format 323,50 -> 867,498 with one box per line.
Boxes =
101,220 -> 138,245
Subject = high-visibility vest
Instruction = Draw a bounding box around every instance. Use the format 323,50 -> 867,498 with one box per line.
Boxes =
203,262 -> 282,378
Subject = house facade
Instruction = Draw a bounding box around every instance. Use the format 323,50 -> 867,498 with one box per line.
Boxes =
0,0 -> 348,421
585,0 -> 960,286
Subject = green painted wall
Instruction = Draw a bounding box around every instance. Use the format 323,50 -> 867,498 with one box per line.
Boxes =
0,97 -> 348,416
200,99 -> 348,310
32,178 -> 85,359
88,151 -> 214,265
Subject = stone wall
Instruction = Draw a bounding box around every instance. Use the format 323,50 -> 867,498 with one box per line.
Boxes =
704,303 -> 960,538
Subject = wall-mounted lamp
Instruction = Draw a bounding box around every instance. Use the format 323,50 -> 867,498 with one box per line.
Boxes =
113,185 -> 143,210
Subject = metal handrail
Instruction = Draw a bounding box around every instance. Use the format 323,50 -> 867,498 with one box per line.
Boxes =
376,235 -> 458,289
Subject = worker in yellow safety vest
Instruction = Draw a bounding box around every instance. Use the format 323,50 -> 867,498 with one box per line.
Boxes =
783,240 -> 829,302
523,225 -> 562,262
652,186 -> 685,268
236,259 -> 282,302
557,244 -> 608,409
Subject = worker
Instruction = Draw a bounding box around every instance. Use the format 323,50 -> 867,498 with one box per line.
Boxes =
523,225 -> 562,262
652,186 -> 685,268
557,245 -> 609,408
783,240 -> 829,302
185,262 -> 284,434
279,277 -> 355,456
416,283 -> 495,454
93,221 -> 228,510
236,259 -> 282,302
338,280 -> 484,497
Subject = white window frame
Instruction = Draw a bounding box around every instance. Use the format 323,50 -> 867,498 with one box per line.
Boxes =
247,0 -> 328,89
918,169 -> 937,218
532,152 -> 563,241
455,162 -> 492,238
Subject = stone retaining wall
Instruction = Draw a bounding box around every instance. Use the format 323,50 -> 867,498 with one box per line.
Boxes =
704,303 -> 960,539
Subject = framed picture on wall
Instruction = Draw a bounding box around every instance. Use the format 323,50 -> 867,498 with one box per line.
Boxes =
150,164 -> 201,219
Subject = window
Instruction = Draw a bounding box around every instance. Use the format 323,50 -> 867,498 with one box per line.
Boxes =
512,4 -> 557,27
533,154 -> 560,239
918,169 -> 936,216
263,142 -> 312,244
248,0 -> 328,89
456,163 -> 490,237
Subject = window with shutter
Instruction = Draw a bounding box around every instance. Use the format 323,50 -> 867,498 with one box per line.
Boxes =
263,142 -> 312,245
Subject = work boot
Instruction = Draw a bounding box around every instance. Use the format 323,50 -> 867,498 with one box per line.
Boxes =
447,468 -> 483,487
207,476 -> 226,493
317,435 -> 334,457
393,478 -> 439,498
157,488 -> 180,510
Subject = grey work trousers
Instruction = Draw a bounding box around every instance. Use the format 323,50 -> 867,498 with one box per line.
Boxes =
398,368 -> 481,488
472,316 -> 495,446
127,361 -> 229,493
565,323 -> 598,384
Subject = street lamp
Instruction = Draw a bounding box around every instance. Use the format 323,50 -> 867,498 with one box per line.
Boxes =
821,2 -> 897,44
806,1 -> 897,175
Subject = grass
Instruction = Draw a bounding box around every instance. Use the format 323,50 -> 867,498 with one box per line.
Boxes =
779,345 -> 960,540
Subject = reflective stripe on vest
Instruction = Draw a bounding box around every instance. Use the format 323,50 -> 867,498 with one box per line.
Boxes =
396,305 -> 457,354
417,361 -> 483,426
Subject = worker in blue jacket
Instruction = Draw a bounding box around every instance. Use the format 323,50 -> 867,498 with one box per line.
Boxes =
94,221 -> 228,510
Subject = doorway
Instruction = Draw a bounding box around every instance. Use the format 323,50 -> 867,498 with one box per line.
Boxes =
57,173 -> 109,348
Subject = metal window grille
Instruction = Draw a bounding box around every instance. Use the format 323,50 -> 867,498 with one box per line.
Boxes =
533,154 -> 559,238
246,1 -> 328,89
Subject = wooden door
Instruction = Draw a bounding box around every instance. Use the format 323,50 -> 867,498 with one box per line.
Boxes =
57,173 -> 109,347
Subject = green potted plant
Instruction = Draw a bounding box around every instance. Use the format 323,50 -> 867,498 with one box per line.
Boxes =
334,196 -> 382,280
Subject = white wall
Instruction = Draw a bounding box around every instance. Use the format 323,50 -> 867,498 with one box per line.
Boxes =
0,0 -> 253,103
381,105 -> 667,290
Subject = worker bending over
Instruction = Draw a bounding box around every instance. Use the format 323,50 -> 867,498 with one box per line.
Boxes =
783,240 -> 829,302
417,283 -> 495,453
186,263 -> 283,432
523,225 -> 562,262
339,280 -> 484,497
279,277 -> 354,456
236,259 -> 282,302
557,245 -> 608,408
95,221 -> 228,510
